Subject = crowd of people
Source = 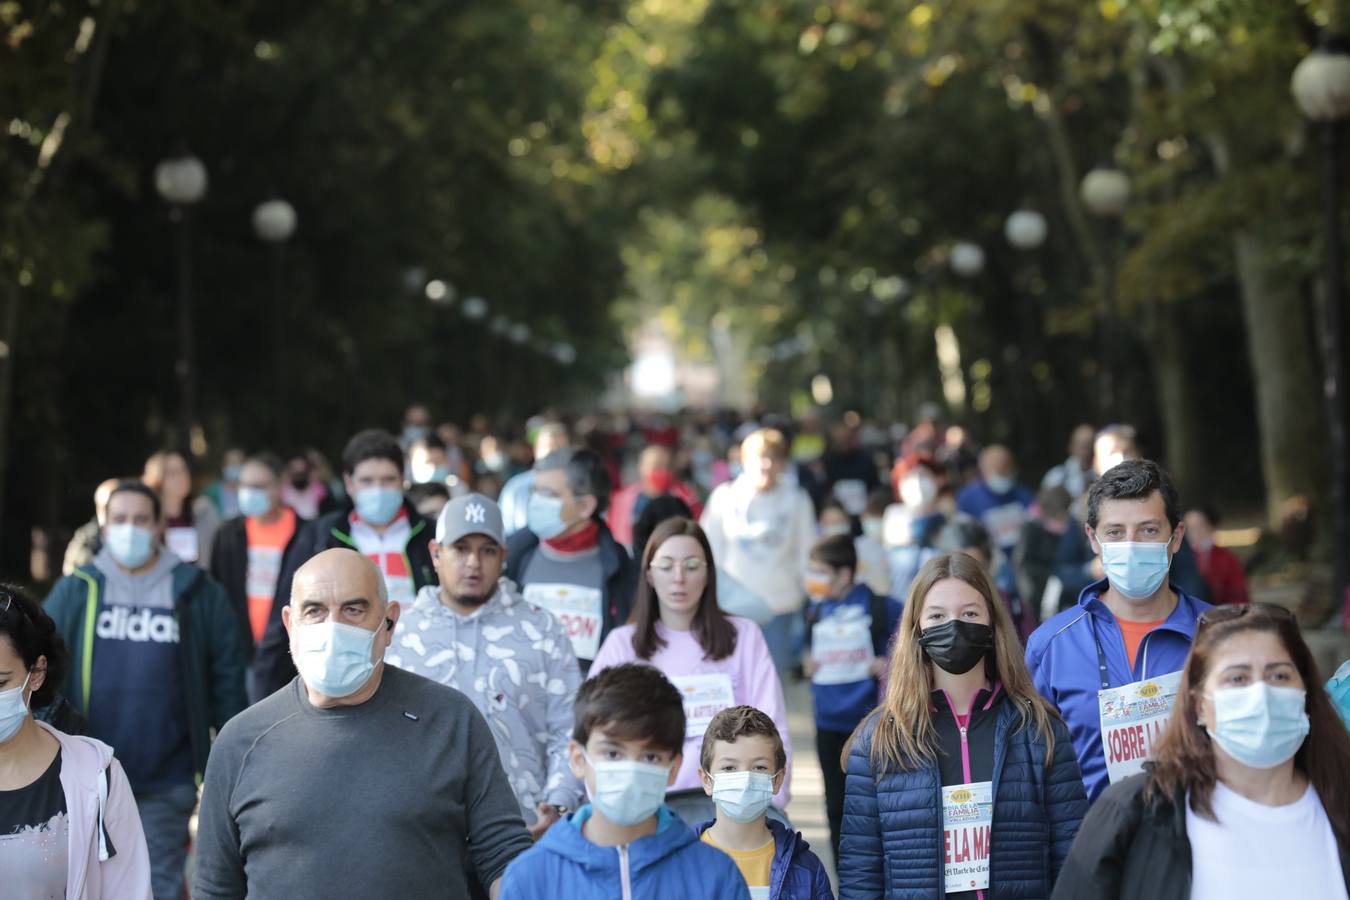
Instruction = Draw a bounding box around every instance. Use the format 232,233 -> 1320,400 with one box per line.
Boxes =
2,402 -> 1349,899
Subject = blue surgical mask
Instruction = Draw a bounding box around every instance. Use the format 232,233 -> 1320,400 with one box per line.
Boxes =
0,673 -> 31,743
985,474 -> 1015,495
237,487 -> 272,519
527,493 -> 569,540
582,751 -> 671,826
710,770 -> 777,823
292,620 -> 383,698
106,523 -> 155,569
402,426 -> 429,445
223,465 -> 243,483
1099,539 -> 1172,600
354,487 -> 403,526
1207,682 -> 1310,769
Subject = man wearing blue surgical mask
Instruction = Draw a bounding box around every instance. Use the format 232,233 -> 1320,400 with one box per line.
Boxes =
1025,459 -> 1212,802
252,429 -> 436,700
45,479 -> 247,900
505,448 -> 636,675
194,549 -> 532,900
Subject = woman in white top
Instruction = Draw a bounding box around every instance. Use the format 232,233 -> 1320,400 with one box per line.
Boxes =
1053,603 -> 1350,899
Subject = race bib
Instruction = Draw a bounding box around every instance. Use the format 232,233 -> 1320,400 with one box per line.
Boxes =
669,673 -> 735,739
811,613 -> 874,685
524,583 -> 604,660
942,781 -> 992,893
245,546 -> 284,599
1098,670 -> 1183,783
165,526 -> 199,563
982,502 -> 1027,549
833,479 -> 868,516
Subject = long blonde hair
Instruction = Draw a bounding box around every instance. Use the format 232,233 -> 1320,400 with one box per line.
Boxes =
852,551 -> 1058,772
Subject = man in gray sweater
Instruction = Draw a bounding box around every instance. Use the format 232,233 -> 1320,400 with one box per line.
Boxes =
193,548 -> 532,899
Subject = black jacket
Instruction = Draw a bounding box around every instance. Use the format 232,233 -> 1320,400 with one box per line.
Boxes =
208,512 -> 309,660
1052,770 -> 1350,899
249,502 -> 435,702
504,519 -> 636,671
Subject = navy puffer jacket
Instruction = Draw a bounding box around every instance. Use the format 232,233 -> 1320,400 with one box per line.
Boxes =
839,693 -> 1087,899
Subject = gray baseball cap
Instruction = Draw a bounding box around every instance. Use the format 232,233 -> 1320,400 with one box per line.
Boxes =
435,493 -> 505,546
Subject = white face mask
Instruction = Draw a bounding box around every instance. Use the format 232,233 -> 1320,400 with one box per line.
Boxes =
582,751 -> 671,826
1206,682 -> 1310,769
710,770 -> 777,823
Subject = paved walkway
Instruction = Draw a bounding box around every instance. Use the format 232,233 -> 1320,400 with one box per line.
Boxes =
782,676 -> 839,895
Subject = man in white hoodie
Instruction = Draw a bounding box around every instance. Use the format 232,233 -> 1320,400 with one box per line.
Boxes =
386,493 -> 584,840
700,428 -> 817,677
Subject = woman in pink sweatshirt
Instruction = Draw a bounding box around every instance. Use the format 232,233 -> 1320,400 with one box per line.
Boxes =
589,517 -> 792,826
0,586 -> 151,899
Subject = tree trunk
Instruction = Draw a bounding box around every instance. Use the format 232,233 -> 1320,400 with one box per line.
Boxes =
1233,230 -> 1327,524
1147,303 -> 1203,499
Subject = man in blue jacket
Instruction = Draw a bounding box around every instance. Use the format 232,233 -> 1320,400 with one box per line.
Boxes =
1025,459 -> 1211,802
45,479 -> 247,900
499,663 -> 748,899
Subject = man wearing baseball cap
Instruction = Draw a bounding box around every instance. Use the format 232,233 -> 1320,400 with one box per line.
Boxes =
386,493 -> 584,842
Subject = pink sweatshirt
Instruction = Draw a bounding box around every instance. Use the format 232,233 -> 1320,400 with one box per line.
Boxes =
589,615 -> 793,807
36,720 -> 152,900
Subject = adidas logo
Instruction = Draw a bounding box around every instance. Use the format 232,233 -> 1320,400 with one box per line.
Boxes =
96,607 -> 180,643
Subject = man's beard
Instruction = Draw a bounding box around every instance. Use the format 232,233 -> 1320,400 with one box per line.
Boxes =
453,583 -> 496,607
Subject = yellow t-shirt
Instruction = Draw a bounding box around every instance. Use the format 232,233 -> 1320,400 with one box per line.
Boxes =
701,830 -> 775,889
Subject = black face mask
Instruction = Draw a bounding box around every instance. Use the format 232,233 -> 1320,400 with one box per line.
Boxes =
917,619 -> 994,675
289,474 -> 309,490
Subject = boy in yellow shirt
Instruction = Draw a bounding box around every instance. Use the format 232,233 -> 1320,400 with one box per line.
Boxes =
697,706 -> 835,900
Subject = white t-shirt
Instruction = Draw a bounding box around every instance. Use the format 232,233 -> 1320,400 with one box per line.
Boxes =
1187,780 -> 1348,900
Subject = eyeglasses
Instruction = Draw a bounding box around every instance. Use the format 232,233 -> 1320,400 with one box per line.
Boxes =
1197,603 -> 1296,628
650,557 -> 707,574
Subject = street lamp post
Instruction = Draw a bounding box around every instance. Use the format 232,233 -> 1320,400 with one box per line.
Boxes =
1080,166 -> 1131,415
155,151 -> 209,456
1293,36 -> 1350,623
252,198 -> 298,448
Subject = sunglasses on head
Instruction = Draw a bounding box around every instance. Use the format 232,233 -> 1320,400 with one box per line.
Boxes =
1197,602 -> 1296,628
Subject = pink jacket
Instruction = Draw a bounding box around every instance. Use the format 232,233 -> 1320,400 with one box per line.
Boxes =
36,720 -> 152,900
589,616 -> 792,807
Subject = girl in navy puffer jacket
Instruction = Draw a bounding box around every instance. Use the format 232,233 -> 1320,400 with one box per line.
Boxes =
839,552 -> 1087,900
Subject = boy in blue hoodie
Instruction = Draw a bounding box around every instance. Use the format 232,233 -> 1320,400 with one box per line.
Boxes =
697,706 -> 834,900
801,534 -> 902,860
499,663 -> 749,900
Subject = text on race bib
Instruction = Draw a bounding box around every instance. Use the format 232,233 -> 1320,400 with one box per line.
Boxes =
1098,670 -> 1183,783
523,583 -> 604,660
668,673 -> 735,740
942,781 -> 992,894
245,546 -> 284,599
810,613 -> 874,686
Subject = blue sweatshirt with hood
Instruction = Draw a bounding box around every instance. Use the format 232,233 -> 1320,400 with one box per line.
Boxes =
804,584 -> 902,734
500,804 -> 750,900
695,818 -> 835,900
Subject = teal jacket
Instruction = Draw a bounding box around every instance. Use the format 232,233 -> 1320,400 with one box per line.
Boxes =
44,560 -> 248,782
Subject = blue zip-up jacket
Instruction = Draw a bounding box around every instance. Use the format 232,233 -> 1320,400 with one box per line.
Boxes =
1024,579 -> 1211,802
694,818 -> 835,900
839,695 -> 1086,899
500,804 -> 750,899
805,584 -> 902,734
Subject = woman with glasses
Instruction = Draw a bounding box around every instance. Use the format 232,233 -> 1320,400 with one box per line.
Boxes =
1053,603 -> 1350,899
589,516 -> 791,826
0,586 -> 151,898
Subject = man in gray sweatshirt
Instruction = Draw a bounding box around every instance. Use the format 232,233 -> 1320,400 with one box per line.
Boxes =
193,548 -> 532,899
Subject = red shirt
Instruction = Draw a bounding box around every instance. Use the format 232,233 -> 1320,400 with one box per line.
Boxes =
1194,544 -> 1250,606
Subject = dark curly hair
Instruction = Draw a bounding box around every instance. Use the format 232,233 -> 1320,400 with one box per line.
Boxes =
0,583 -> 70,709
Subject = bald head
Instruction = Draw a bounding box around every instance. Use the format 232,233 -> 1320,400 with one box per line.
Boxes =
292,548 -> 388,610
978,445 -> 1013,480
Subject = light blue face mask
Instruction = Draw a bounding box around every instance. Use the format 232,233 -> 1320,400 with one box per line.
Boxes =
985,474 -> 1015,495
1207,682 -> 1310,768
527,492 -> 569,540
292,620 -> 383,698
1099,539 -> 1172,600
237,487 -> 272,519
223,465 -> 243,483
106,523 -> 155,569
0,673 -> 31,744
354,487 -> 403,526
582,751 -> 671,826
